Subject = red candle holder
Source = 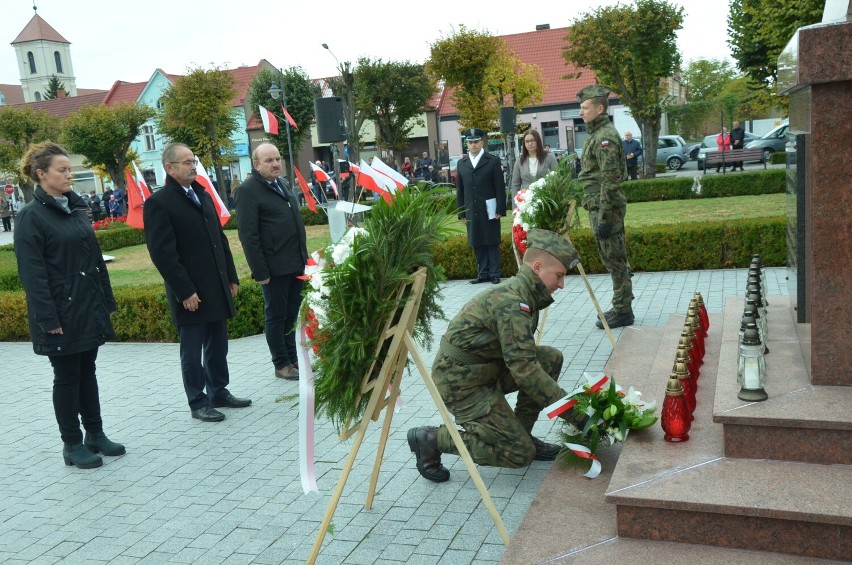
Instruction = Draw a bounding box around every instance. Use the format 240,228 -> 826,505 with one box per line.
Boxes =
694,292 -> 710,331
673,363 -> 696,419
662,376 -> 691,442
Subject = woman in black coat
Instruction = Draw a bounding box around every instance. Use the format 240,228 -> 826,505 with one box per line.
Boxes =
14,142 -> 124,469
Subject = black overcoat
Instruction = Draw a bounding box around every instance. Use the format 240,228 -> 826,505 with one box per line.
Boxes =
143,175 -> 238,326
14,186 -> 116,355
235,171 -> 307,281
455,151 -> 507,247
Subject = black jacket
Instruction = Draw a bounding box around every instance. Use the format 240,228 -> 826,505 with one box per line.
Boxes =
143,175 -> 239,326
14,186 -> 116,355
235,170 -> 308,281
456,151 -> 507,247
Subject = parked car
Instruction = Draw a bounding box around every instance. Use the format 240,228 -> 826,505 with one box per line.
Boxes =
633,135 -> 690,170
745,121 -> 789,161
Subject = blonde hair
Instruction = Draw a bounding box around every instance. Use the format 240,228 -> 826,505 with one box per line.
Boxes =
20,141 -> 68,183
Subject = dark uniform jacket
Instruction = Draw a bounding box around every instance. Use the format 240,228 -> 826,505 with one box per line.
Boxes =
235,170 -> 308,281
143,175 -> 238,326
14,186 -> 116,355
456,151 -> 507,247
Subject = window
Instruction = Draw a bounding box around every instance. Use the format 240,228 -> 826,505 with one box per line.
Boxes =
34,91 -> 42,101
27,51 -> 36,74
54,51 -> 63,73
142,125 -> 156,151
541,121 -> 560,150
0,91 -> 6,105
156,98 -> 165,110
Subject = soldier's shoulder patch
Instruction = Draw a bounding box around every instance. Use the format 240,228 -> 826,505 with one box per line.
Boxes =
600,140 -> 610,147
519,302 -> 531,313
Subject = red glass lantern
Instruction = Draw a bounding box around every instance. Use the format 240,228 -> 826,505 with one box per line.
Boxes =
687,313 -> 705,359
694,292 -> 710,332
662,376 -> 691,442
679,334 -> 700,378
676,345 -> 698,388
672,363 -> 695,419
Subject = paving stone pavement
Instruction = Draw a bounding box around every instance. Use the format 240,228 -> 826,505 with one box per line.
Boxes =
0,267 -> 788,564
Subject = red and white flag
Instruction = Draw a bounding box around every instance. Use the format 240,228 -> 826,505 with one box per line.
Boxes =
293,167 -> 318,213
308,161 -> 338,198
258,105 -> 279,135
124,164 -> 152,229
357,159 -> 394,204
369,157 -> 408,191
195,162 -> 231,227
281,103 -> 299,131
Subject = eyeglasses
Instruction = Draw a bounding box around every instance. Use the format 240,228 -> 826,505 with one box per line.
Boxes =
169,160 -> 197,167
524,139 -> 537,144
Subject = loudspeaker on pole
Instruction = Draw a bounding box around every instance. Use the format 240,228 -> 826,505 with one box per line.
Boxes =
499,107 -> 517,134
315,97 -> 346,143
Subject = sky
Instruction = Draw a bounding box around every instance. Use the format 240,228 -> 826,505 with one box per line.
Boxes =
1,0 -> 735,90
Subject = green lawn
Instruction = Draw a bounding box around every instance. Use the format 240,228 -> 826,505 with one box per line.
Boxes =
104,193 -> 785,287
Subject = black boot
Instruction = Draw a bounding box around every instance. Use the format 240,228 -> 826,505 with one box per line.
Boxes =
84,432 -> 126,456
407,426 -> 450,482
531,436 -> 561,461
63,443 -> 103,468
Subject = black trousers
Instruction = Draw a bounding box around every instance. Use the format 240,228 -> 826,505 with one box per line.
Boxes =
474,244 -> 501,279
626,163 -> 638,181
48,348 -> 102,444
261,274 -> 304,370
1,216 -> 10,231
178,320 -> 231,410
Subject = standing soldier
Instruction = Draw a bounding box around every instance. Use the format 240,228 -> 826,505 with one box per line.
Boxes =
577,85 -> 633,329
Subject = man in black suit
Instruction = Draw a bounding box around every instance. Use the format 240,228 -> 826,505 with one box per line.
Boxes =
456,128 -> 507,284
144,143 -> 251,422
235,143 -> 308,381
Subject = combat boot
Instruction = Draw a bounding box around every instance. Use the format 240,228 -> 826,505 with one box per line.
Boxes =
531,436 -> 561,461
407,426 -> 450,482
596,310 -> 634,329
63,443 -> 103,469
84,432 -> 126,456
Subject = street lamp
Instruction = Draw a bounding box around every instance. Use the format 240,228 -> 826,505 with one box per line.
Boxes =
268,69 -> 295,188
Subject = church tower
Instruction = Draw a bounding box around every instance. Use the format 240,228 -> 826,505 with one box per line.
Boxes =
11,7 -> 77,102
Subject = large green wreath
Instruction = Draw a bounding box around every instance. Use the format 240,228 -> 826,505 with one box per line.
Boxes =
301,188 -> 459,431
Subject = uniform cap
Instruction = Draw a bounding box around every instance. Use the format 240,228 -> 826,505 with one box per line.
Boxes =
526,229 -> 580,271
464,128 -> 486,141
577,85 -> 612,103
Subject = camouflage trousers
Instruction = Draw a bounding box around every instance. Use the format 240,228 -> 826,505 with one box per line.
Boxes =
435,346 -> 563,468
588,207 -> 633,314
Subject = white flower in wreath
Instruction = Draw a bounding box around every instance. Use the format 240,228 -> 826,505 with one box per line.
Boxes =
331,227 -> 369,265
622,385 -> 657,412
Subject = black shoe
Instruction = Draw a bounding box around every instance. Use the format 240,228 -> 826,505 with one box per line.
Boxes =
605,311 -> 634,329
191,406 -> 225,422
469,278 -> 488,284
491,276 -> 500,284
84,432 -> 126,456
211,393 -> 252,408
594,309 -> 616,329
407,426 -> 450,482
63,443 -> 103,468
531,436 -> 561,461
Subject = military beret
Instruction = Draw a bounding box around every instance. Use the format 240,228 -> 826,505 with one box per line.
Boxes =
577,85 -> 612,103
464,128 -> 486,141
526,229 -> 580,271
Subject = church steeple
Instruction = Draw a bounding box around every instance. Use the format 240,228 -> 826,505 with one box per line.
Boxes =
11,8 -> 77,102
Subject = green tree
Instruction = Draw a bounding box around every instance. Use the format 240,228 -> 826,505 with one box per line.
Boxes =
63,103 -> 154,191
353,58 -> 435,165
728,0 -> 823,87
564,0 -> 684,178
156,66 -> 238,201
44,75 -> 66,100
668,58 -> 736,139
0,106 -> 62,202
247,67 -> 318,177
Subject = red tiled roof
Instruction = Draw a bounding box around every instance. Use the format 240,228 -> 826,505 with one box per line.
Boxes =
0,84 -> 26,105
223,61 -> 268,106
438,26 -> 602,116
12,91 -> 107,118
12,15 -> 69,44
103,80 -> 148,106
76,88 -> 108,96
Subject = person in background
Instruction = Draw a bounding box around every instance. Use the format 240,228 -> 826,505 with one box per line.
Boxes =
510,128 -> 558,203
89,191 -> 102,223
716,127 -> 731,173
623,131 -> 643,181
401,157 -> 413,180
107,194 -> 120,218
14,142 -> 124,469
729,121 -> 746,172
0,195 -> 11,231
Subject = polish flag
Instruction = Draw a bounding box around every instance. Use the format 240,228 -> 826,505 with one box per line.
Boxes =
308,161 -> 338,198
195,162 -> 231,227
293,167 -> 318,212
124,164 -> 152,229
369,157 -> 408,191
281,103 -> 299,131
258,105 -> 279,135
357,159 -> 394,204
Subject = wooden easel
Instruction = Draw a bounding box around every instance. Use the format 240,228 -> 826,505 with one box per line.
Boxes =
307,267 -> 511,564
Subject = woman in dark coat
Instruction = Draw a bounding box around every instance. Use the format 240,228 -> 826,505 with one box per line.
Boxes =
14,142 -> 124,469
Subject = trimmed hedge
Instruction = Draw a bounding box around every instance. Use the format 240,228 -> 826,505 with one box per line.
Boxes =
770,152 -> 786,165
623,169 -> 785,202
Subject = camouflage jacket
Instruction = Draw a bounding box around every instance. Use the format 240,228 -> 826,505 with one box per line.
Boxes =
578,113 -> 627,214
435,266 -> 567,410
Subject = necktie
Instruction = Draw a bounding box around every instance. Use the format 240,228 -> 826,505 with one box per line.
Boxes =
271,180 -> 285,196
187,187 -> 201,207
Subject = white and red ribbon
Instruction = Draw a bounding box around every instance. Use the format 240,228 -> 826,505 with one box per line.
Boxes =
544,374 -> 610,420
297,322 -> 318,494
564,442 -> 602,478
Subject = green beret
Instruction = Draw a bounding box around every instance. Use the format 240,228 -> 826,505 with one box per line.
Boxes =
526,229 -> 580,271
577,85 -> 612,103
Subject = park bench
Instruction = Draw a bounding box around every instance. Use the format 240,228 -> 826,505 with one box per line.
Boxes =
703,148 -> 767,174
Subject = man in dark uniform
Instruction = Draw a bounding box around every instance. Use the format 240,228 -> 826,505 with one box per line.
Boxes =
236,143 -> 308,381
577,85 -> 634,329
144,143 -> 251,422
407,230 -> 587,482
456,128 -> 507,284
730,121 -> 746,172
